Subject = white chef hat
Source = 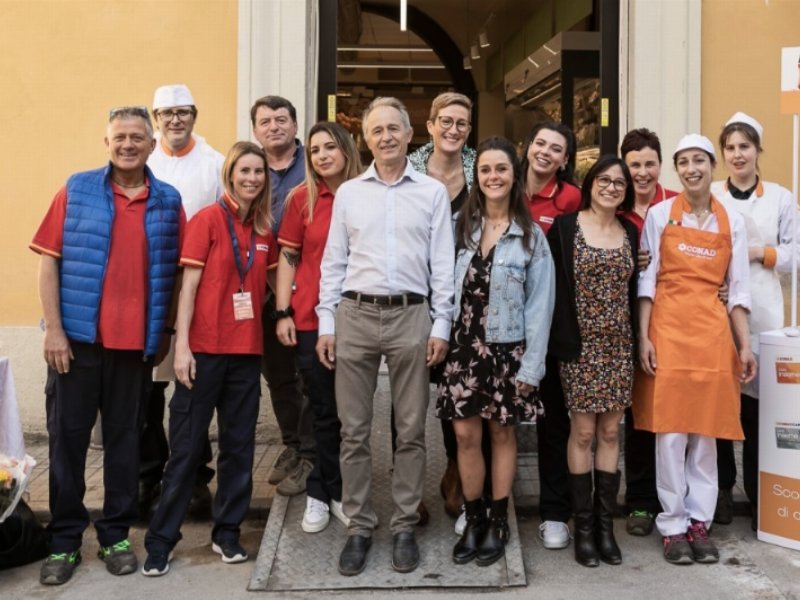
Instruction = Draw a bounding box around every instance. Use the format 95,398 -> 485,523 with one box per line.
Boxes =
725,111 -> 764,145
153,84 -> 195,110
673,133 -> 716,162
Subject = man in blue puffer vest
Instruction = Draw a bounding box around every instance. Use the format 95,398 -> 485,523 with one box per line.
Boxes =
30,106 -> 185,586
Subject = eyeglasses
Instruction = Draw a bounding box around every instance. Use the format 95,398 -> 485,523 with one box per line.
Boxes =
437,116 -> 471,132
109,106 -> 150,121
157,108 -> 194,122
596,175 -> 628,191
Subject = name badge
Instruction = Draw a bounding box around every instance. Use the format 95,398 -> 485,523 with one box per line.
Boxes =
232,292 -> 254,321
539,215 -> 554,224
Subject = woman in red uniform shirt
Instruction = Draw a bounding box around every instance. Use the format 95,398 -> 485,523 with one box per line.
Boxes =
519,121 -> 582,550
143,141 -> 278,576
275,122 -> 362,533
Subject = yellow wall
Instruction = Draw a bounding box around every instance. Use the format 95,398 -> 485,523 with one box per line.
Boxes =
702,0 -> 799,190
0,0 -> 238,325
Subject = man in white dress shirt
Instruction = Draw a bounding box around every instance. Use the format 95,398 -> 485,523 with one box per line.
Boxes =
140,84 -> 224,518
316,97 -> 455,576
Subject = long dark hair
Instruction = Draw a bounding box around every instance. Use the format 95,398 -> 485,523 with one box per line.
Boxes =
456,136 -> 535,252
580,155 -> 635,213
519,121 -> 577,188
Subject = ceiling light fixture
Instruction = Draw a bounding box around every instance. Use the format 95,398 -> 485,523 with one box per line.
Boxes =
471,45 -> 480,60
400,0 -> 407,31
479,31 -> 490,48
463,56 -> 472,70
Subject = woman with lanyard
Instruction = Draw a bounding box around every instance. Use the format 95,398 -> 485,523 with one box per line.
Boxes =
409,92 -> 477,527
548,155 -> 638,567
635,134 -> 756,566
143,141 -> 278,576
519,121 -> 581,551
436,136 -> 555,567
275,122 -> 362,533
619,128 -> 677,537
710,113 -> 798,527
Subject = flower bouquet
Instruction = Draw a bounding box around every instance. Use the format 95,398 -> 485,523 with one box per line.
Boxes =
0,453 -> 35,523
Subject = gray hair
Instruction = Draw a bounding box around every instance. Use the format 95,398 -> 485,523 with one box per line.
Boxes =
108,106 -> 154,138
362,97 -> 411,137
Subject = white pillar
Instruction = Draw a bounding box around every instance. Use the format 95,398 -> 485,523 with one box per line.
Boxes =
237,0 -> 318,141
624,0 -> 701,189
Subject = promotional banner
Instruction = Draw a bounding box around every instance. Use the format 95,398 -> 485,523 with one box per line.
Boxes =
759,331 -> 800,550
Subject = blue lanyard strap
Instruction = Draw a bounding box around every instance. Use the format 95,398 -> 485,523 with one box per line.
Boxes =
220,200 -> 256,291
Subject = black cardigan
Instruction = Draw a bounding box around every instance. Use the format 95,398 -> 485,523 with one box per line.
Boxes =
546,211 -> 639,361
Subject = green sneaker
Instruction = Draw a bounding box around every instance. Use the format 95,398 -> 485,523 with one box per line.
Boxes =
98,539 -> 138,575
40,550 -> 82,585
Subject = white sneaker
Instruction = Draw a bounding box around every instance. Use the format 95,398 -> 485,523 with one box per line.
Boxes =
539,520 -> 570,549
329,499 -> 350,528
454,508 -> 467,536
301,497 -> 330,533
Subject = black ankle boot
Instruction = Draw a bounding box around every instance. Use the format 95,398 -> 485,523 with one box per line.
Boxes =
570,472 -> 599,567
594,469 -> 622,565
476,498 -> 509,567
453,498 -> 485,564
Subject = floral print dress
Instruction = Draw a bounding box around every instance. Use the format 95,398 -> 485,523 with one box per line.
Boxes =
558,223 -> 634,413
436,245 -> 543,425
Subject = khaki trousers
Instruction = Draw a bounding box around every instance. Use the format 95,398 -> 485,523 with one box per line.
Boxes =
335,297 -> 431,536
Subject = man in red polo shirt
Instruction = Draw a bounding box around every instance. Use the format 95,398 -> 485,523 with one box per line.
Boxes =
30,107 -> 184,586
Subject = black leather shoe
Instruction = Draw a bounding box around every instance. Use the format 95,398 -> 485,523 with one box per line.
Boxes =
392,532 -> 419,573
338,535 -> 371,576
475,517 -> 509,567
453,499 -> 486,564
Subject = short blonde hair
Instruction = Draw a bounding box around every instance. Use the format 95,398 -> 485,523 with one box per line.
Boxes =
428,92 -> 472,122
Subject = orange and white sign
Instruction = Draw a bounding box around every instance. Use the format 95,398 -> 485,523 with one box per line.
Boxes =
760,472 -> 800,543
776,360 -> 800,384
780,47 -> 800,114
759,331 -> 800,551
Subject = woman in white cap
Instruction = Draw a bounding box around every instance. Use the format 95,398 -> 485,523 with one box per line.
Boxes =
633,134 -> 757,565
710,113 -> 798,527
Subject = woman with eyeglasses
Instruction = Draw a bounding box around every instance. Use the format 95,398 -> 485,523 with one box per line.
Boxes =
143,141 -> 278,576
519,121 -> 581,551
710,113 -> 798,528
635,134 -> 756,566
274,122 -> 362,533
437,136 -> 555,567
547,155 -> 638,567
408,92 -> 477,526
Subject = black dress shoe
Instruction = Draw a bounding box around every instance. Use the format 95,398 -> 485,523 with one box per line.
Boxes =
338,535 -> 371,576
392,531 -> 419,573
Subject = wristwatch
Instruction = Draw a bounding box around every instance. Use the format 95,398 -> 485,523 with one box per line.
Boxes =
270,306 -> 295,320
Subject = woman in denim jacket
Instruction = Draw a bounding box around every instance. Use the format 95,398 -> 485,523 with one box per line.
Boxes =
436,137 -> 555,567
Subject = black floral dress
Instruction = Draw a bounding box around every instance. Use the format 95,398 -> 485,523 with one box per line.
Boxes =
436,245 -> 543,425
558,223 -> 634,413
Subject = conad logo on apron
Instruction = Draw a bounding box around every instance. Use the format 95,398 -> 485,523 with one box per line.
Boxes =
676,242 -> 717,259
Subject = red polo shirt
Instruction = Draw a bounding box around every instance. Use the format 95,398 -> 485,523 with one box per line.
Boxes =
181,194 -> 278,355
30,181 -> 186,351
277,182 -> 334,331
620,183 -> 678,237
525,176 -> 581,234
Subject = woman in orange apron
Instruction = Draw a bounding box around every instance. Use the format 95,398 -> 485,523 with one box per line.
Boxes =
634,134 -> 757,566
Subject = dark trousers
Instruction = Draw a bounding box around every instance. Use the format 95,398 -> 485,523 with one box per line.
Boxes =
47,343 -> 149,553
537,356 -> 571,523
139,380 -> 214,487
145,354 -> 260,552
261,300 -> 315,460
624,407 -> 662,514
716,393 -> 759,506
296,331 -> 342,503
